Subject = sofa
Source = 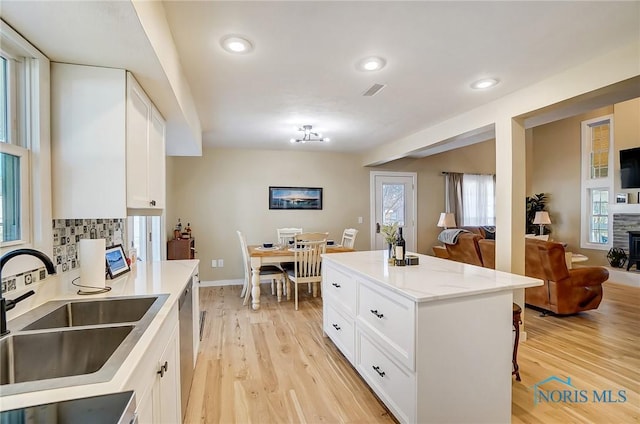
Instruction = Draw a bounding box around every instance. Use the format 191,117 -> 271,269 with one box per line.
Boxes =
437,228 -> 609,315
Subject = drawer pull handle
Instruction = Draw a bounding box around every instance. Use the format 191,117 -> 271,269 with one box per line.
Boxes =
370,309 -> 384,319
372,365 -> 386,377
332,323 -> 341,331
331,283 -> 341,288
157,361 -> 168,377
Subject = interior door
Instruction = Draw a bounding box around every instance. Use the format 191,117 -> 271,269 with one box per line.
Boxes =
370,172 -> 417,252
129,215 -> 163,261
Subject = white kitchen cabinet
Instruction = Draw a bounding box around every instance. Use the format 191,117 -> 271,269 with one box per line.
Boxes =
51,63 -> 165,218
153,321 -> 181,423
126,73 -> 166,210
127,302 -> 181,424
321,251 -> 542,424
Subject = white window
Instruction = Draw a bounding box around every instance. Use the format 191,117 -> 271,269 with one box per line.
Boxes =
0,50 -> 30,246
462,174 -> 496,226
0,19 -> 50,258
581,115 -> 613,250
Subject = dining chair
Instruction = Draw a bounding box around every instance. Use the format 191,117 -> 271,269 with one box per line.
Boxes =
285,232 -> 328,310
237,230 -> 286,305
341,228 -> 358,248
276,227 -> 303,246
276,227 -> 303,274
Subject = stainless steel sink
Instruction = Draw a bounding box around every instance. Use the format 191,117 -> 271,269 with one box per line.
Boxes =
0,326 -> 133,385
1,294 -> 169,396
21,296 -> 158,330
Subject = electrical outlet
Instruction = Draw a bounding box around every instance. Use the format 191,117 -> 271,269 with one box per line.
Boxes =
358,216 -> 363,224
218,259 -> 224,267
211,260 -> 217,268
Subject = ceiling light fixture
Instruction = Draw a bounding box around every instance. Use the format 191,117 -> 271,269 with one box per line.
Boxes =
220,35 -> 253,54
289,125 -> 330,143
470,78 -> 499,89
356,56 -> 387,72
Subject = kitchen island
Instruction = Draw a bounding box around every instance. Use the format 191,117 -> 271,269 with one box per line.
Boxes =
322,250 -> 542,424
0,259 -> 199,422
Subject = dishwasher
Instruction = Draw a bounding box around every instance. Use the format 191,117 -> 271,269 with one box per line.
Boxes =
179,281 -> 194,419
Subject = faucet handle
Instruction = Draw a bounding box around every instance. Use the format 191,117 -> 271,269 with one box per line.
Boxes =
5,290 -> 35,311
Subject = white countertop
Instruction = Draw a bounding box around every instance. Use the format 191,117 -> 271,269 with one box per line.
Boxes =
0,259 -> 199,412
323,250 -> 542,302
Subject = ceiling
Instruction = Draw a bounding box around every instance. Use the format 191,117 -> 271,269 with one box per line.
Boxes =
1,1 -> 639,155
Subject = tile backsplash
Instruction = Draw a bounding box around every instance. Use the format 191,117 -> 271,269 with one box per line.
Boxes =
1,218 -> 126,295
53,218 -> 126,273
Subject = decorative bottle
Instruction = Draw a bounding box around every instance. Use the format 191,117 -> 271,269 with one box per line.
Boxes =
395,227 -> 406,266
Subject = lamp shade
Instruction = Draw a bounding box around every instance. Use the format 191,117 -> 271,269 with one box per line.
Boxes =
437,212 -> 456,228
533,211 -> 551,225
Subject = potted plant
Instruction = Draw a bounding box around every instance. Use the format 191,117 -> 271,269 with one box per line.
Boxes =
526,193 -> 549,235
381,222 -> 399,258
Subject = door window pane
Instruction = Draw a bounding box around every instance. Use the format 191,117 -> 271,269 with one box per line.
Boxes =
382,183 -> 405,226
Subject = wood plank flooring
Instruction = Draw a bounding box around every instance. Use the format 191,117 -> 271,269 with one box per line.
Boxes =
185,282 -> 639,423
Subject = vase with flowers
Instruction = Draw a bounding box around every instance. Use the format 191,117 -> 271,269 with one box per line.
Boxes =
381,222 -> 399,261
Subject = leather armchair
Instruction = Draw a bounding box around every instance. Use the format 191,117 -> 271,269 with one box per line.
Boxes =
444,233 -> 484,267
525,240 -> 608,315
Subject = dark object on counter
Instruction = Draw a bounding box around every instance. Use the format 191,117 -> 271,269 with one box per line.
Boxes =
405,255 -> 419,266
0,249 -> 56,337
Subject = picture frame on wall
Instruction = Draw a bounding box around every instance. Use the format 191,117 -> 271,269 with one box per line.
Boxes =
105,244 -> 130,278
616,193 -> 628,204
269,186 -> 323,210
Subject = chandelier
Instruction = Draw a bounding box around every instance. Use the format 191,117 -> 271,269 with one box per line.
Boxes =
290,125 -> 330,143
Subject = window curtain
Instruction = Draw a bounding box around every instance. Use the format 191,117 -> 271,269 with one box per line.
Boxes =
444,172 -> 463,227
462,174 -> 496,226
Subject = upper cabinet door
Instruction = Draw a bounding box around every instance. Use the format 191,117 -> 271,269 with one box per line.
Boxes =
126,73 -> 152,209
51,63 -> 127,219
148,107 -> 166,209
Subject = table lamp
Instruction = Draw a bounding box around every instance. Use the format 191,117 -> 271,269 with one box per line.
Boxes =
533,211 -> 551,235
437,212 -> 456,230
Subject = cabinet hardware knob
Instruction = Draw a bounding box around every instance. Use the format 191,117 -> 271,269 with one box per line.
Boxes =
331,283 -> 341,288
370,309 -> 384,319
332,323 -> 341,331
373,365 -> 386,377
157,361 -> 168,377
150,200 -> 156,206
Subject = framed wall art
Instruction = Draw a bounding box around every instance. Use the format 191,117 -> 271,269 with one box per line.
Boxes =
105,244 -> 130,278
269,186 -> 323,210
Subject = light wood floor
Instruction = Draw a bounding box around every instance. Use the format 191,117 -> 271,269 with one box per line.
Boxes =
185,282 -> 639,423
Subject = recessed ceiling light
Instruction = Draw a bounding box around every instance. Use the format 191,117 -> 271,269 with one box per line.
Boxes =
220,35 -> 253,54
470,78 -> 499,89
356,56 -> 386,72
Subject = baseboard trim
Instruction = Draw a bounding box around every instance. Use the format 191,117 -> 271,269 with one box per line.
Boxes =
200,279 -> 243,287
604,267 -> 640,287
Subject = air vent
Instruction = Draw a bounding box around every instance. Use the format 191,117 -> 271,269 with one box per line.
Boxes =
362,83 -> 386,97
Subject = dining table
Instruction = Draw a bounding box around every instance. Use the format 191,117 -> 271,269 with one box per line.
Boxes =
248,244 -> 355,310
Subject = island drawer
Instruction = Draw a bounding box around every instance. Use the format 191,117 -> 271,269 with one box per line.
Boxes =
323,264 -> 356,316
357,280 -> 415,370
357,330 -> 415,424
324,303 -> 355,364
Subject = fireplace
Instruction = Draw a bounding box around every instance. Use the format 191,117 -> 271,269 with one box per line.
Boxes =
628,231 -> 640,271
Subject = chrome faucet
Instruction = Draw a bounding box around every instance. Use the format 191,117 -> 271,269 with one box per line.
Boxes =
0,249 -> 57,336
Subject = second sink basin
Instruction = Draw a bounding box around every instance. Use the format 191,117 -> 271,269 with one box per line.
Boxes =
22,296 -> 158,330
